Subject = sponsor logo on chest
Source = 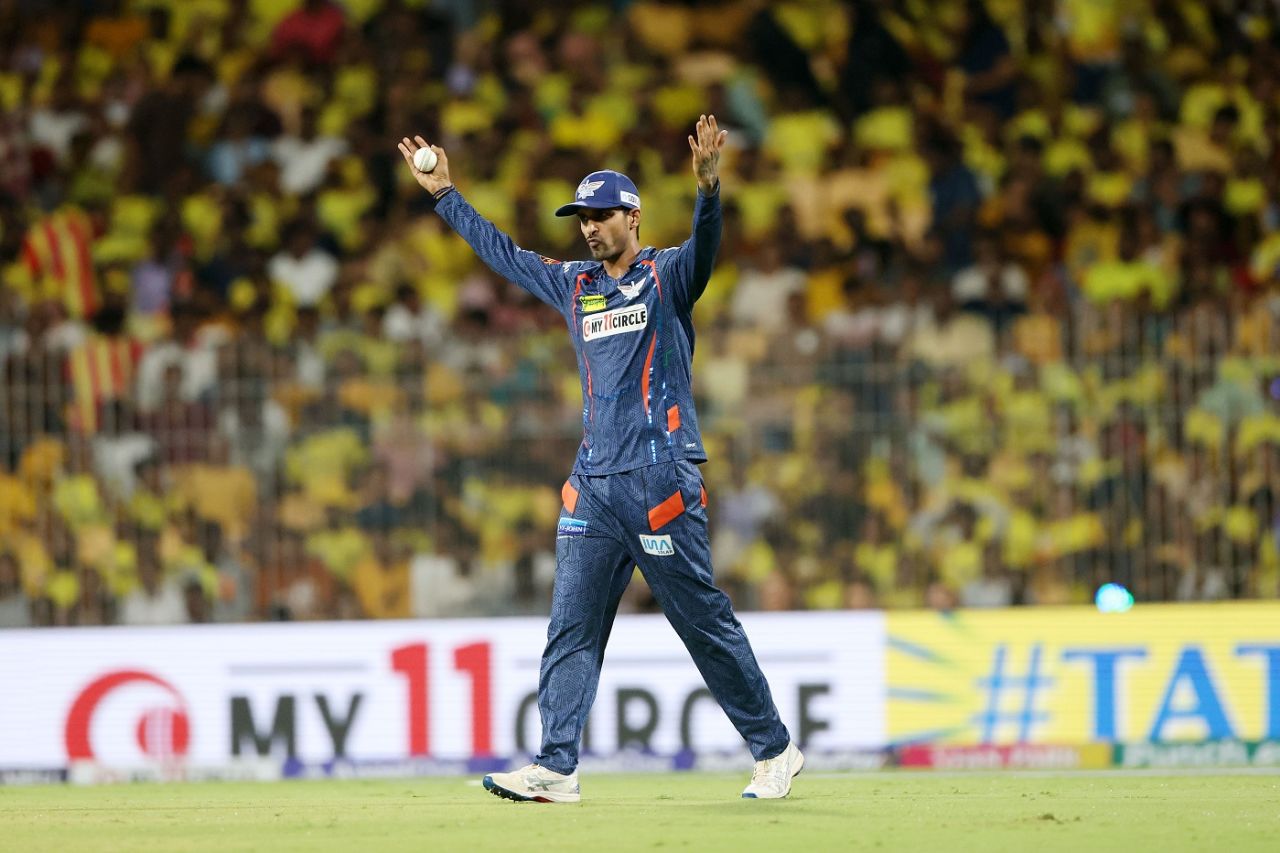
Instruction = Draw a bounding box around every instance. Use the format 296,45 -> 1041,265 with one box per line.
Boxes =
639,533 -> 674,556
582,303 -> 648,342
578,294 -> 607,313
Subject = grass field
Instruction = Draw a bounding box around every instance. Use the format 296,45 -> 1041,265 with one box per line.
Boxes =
2,771 -> 1278,852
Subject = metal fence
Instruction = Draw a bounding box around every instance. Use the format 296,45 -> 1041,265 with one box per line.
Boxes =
1,287 -> 1279,628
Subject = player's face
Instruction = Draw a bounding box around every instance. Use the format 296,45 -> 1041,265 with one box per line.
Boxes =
577,207 -> 633,261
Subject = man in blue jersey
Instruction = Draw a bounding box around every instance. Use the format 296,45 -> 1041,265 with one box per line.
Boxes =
398,115 -> 802,802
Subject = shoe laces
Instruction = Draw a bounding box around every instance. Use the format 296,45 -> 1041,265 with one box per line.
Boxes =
522,764 -> 570,784
751,753 -> 789,787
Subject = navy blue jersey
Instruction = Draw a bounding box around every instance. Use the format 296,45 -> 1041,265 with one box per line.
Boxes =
434,187 -> 721,475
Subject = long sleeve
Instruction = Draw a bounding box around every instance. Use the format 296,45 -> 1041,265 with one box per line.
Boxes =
434,189 -> 568,312
667,184 -> 722,312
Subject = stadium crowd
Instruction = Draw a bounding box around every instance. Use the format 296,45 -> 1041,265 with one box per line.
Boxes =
1,0 -> 1279,627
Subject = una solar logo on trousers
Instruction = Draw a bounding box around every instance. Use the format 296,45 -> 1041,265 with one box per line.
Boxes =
638,534 -> 674,556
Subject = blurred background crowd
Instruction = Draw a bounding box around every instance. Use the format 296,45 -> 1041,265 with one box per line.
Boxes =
1,0 -> 1279,628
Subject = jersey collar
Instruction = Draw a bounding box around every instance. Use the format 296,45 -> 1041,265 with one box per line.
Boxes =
588,247 -> 656,278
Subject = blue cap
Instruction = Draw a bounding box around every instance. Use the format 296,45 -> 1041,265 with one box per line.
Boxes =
555,170 -> 642,217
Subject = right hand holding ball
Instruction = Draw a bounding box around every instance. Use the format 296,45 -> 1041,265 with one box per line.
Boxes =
398,136 -> 452,194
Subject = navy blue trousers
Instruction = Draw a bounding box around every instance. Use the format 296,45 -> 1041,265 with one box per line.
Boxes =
534,459 -> 790,774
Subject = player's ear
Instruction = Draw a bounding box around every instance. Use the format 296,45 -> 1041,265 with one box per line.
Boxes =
629,208 -> 641,233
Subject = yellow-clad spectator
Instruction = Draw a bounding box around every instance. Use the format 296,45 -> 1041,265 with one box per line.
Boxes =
353,529 -> 411,619
854,513 -> 899,595
1082,229 -> 1175,309
306,508 -> 371,581
764,108 -> 842,177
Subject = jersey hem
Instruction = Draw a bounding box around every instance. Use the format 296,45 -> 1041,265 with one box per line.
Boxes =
570,451 -> 707,477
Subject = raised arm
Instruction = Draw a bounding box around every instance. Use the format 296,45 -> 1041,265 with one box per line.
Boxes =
398,135 -> 566,311
670,115 -> 729,310
689,113 -> 727,196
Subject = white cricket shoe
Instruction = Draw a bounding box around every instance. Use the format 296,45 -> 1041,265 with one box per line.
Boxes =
483,764 -> 581,803
741,742 -> 804,799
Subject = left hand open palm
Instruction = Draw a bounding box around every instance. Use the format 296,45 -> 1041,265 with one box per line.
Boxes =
689,114 -> 728,192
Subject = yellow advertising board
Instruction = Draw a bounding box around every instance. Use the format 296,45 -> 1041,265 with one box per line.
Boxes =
887,604 -> 1280,745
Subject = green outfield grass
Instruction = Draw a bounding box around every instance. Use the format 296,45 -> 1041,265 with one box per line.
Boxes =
2,771 -> 1278,852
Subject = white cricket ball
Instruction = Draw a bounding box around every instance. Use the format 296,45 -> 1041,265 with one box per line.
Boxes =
413,147 -> 438,173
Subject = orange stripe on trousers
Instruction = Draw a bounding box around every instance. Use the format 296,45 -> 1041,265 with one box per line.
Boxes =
561,480 -> 579,514
647,490 -> 685,531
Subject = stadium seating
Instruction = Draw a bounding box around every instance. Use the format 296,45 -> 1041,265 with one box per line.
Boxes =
0,0 -> 1278,626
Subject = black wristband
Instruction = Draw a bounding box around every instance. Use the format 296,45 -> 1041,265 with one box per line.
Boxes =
432,185 -> 455,200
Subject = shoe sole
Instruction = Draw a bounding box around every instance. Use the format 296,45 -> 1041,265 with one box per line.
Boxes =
482,775 -> 580,804
741,749 -> 805,800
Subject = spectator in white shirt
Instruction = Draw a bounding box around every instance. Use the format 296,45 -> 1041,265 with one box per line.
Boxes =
133,302 -> 220,413
960,542 -> 1017,608
28,75 -> 88,166
729,242 -> 807,333
272,106 -> 348,196
268,218 -> 338,307
291,305 -> 327,389
382,282 -> 444,349
950,232 -> 1028,329
906,289 -> 995,367
120,538 -> 187,626
411,522 -> 479,618
217,391 -> 291,484
91,400 -> 156,500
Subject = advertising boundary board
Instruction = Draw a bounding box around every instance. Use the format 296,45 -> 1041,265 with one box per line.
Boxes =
886,603 -> 1280,748
5,603 -> 1280,783
0,612 -> 885,777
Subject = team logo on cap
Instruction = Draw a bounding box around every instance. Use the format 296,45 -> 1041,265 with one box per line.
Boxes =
576,179 -> 605,200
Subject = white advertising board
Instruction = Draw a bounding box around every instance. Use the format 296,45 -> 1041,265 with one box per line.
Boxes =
0,612 -> 883,773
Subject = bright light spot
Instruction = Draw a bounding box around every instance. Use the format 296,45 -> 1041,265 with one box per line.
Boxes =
1095,583 -> 1134,613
